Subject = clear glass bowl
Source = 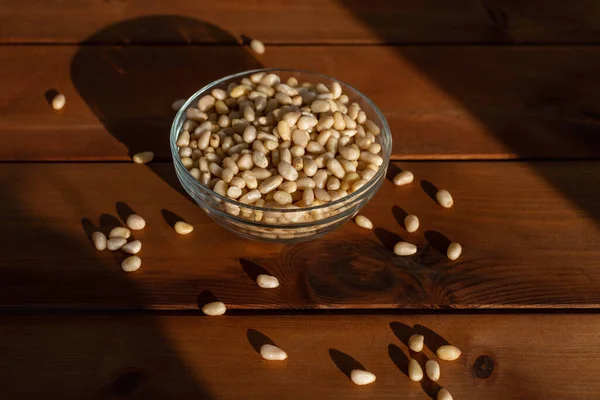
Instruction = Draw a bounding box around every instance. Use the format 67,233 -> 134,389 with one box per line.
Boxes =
170,68 -> 392,242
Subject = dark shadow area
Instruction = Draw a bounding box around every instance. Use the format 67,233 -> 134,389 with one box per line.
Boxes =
71,15 -> 263,203
45,15 -> 259,398
116,201 -> 136,224
43,88 -> 60,107
341,1 -> 600,225
196,290 -> 221,310
424,230 -> 451,256
374,227 -> 404,251
329,349 -> 365,379
385,162 -> 402,184
391,205 -> 408,229
387,344 -> 409,376
99,369 -> 148,398
161,209 -> 186,230
389,321 -> 412,347
246,329 -> 276,354
420,180 -> 438,205
240,258 -> 270,282
413,324 -> 450,354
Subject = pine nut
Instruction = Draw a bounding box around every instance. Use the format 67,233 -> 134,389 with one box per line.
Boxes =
327,176 -> 341,190
436,345 -> 461,361
314,188 -> 331,202
126,214 -> 146,230
436,190 -> 454,208
364,120 -> 381,135
393,171 -> 414,186
121,255 -> 141,272
447,242 -> 462,260
202,301 -> 226,316
394,242 -> 417,256
227,186 -> 242,199
408,358 -> 423,382
51,93 -> 66,110
122,240 -> 142,255
259,175 -> 284,194
355,215 -> 373,229
278,161 -> 299,181
425,360 -> 440,381
292,129 -> 310,148
92,232 -> 107,250
239,189 -> 261,204
133,151 -> 154,164
404,215 -> 419,233
350,369 -> 376,386
302,188 -> 315,206
109,227 -> 131,239
438,388 -> 453,400
256,274 -> 280,288
274,190 -> 292,205
174,221 -> 194,235
107,237 -> 127,251
260,344 -> 287,360
408,334 -> 424,352
326,158 -> 345,179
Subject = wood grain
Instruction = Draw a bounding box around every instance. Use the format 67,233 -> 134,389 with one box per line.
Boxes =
2,313 -> 600,399
1,45 -> 600,161
0,161 -> 598,310
1,1 -> 600,44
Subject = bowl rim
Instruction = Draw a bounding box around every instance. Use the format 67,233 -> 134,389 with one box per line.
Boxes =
170,67 -> 392,213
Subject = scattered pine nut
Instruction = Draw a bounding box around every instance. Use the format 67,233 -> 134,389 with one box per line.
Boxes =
436,189 -> 454,208
126,214 -> 146,230
437,388 -> 453,400
107,237 -> 127,251
394,241 -> 417,256
354,215 -> 373,229
425,360 -> 440,381
51,93 -> 66,111
174,221 -> 194,235
172,98 -> 187,111
202,301 -> 226,316
133,151 -> 154,164
408,334 -> 424,352
350,369 -> 376,386
122,240 -> 142,255
393,171 -> 413,186
91,231 -> 107,251
447,242 -> 462,260
408,358 -> 423,382
121,255 -> 141,272
109,227 -> 131,239
249,39 -> 265,55
436,345 -> 461,361
256,274 -> 280,288
260,344 -> 288,360
404,214 -> 419,233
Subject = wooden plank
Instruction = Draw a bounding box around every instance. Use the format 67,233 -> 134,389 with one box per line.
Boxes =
1,1 -> 600,44
2,313 -> 600,399
1,45 -> 600,161
0,161 -> 599,310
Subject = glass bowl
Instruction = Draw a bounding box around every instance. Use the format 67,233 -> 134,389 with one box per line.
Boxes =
170,68 -> 392,242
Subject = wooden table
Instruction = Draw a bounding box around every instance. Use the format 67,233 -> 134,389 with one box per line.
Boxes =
1,1 -> 600,398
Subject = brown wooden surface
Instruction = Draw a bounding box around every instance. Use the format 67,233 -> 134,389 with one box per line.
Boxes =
1,161 -> 598,310
2,1 -> 600,44
1,45 -> 600,161
2,312 -> 600,399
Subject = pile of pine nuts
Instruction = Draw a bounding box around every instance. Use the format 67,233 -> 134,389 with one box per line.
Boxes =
92,214 -> 146,272
406,333 -> 460,399
174,72 -> 384,228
